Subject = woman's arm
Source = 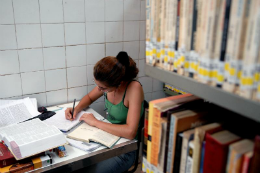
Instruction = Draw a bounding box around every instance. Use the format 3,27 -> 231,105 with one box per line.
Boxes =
80,82 -> 144,139
65,86 -> 103,120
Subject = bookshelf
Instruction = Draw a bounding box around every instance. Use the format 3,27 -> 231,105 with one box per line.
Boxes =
145,64 -> 260,122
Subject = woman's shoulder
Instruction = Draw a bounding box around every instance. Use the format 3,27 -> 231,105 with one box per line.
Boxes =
128,80 -> 142,89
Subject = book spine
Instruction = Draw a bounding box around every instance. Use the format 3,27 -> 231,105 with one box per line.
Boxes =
185,140 -> 194,173
180,137 -> 189,173
199,141 -> 205,173
241,153 -> 252,173
163,111 -> 172,173
173,133 -> 183,173
147,102 -> 154,163
166,116 -> 176,173
249,135 -> 260,173
151,108 -> 161,166
216,0 -> 232,88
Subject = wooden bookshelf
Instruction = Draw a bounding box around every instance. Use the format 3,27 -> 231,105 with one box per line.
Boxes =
145,64 -> 260,122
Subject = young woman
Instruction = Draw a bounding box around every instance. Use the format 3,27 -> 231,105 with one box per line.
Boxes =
65,51 -> 144,173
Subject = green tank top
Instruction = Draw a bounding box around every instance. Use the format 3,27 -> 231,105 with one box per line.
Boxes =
104,81 -> 144,139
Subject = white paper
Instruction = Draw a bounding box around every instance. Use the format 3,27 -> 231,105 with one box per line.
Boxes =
43,108 -> 104,132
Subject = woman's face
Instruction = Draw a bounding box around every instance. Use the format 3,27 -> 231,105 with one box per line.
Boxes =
93,79 -> 117,93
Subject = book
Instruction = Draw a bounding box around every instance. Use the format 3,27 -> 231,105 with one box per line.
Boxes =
203,130 -> 241,173
173,132 -> 183,173
186,140 -> 195,173
192,123 -> 223,173
66,137 -> 103,153
226,139 -> 254,173
142,108 -> 149,173
0,119 -> 67,160
241,151 -> 253,173
157,117 -> 168,172
223,0 -> 250,93
43,108 -> 103,132
0,143 -> 16,168
67,122 -> 120,148
199,141 -> 205,173
0,98 -> 40,128
166,109 -> 209,173
240,0 -> 260,99
147,94 -> 193,164
180,129 -> 195,173
0,154 -> 52,173
249,135 -> 260,173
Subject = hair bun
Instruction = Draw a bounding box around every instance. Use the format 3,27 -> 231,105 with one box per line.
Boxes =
116,51 -> 130,67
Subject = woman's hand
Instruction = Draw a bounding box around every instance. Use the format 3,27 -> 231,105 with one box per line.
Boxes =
79,113 -> 98,126
65,107 -> 79,121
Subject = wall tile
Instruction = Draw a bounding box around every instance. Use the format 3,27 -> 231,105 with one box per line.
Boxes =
105,22 -> 123,42
106,42 -> 123,57
138,59 -> 145,77
65,23 -> 86,45
144,92 -> 152,102
85,0 -> 104,22
23,93 -> 47,107
41,24 -> 65,47
139,76 -> 152,93
67,66 -> 87,88
68,86 -> 87,103
124,21 -> 139,41
16,24 -> 42,49
0,74 -> 22,98
19,48 -> 44,72
45,69 -> 67,91
0,25 -> 17,50
21,71 -> 45,95
87,85 -> 104,103
87,44 -> 105,65
87,65 -> 94,85
66,45 -> 87,67
13,0 -> 40,24
65,23 -> 85,45
124,0 -> 140,21
43,47 -> 66,70
123,41 -> 139,60
0,0 -> 14,24
63,0 -> 85,22
46,89 -> 67,106
86,22 -> 105,44
152,91 -> 167,100
153,79 -> 164,91
140,21 -> 146,40
0,50 -> 19,75
139,41 -> 145,59
39,0 -> 63,23
105,0 -> 123,21
140,1 -> 146,20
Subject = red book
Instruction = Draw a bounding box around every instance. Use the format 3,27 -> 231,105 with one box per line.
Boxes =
203,130 -> 241,173
0,143 -> 16,168
249,135 -> 260,173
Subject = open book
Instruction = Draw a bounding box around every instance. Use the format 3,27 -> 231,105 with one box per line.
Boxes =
67,123 -> 120,148
0,97 -> 40,128
0,119 -> 67,160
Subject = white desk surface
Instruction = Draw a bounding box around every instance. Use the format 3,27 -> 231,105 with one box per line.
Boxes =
31,103 -> 136,172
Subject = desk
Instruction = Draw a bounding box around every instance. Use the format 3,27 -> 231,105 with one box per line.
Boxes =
30,103 -> 138,173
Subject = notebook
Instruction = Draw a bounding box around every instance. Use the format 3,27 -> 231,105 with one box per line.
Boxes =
43,108 -> 104,132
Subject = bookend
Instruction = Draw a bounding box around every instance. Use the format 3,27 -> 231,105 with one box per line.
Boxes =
125,100 -> 149,173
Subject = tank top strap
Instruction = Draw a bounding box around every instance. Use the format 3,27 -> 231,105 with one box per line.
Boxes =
122,80 -> 142,102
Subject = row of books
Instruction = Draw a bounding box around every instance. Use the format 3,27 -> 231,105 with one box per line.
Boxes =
164,83 -> 187,95
142,94 -> 260,173
145,0 -> 260,102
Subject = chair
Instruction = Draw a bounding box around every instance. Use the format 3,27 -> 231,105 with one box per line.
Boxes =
125,100 -> 149,173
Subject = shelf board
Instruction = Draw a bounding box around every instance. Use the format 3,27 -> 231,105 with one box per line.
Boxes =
145,64 -> 260,122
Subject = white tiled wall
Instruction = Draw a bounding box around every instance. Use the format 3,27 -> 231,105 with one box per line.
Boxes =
0,0 -> 165,116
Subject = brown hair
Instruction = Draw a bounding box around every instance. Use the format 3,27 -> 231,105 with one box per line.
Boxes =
93,52 -> 139,87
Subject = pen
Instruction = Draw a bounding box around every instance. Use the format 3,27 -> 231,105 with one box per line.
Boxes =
71,99 -> 76,120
